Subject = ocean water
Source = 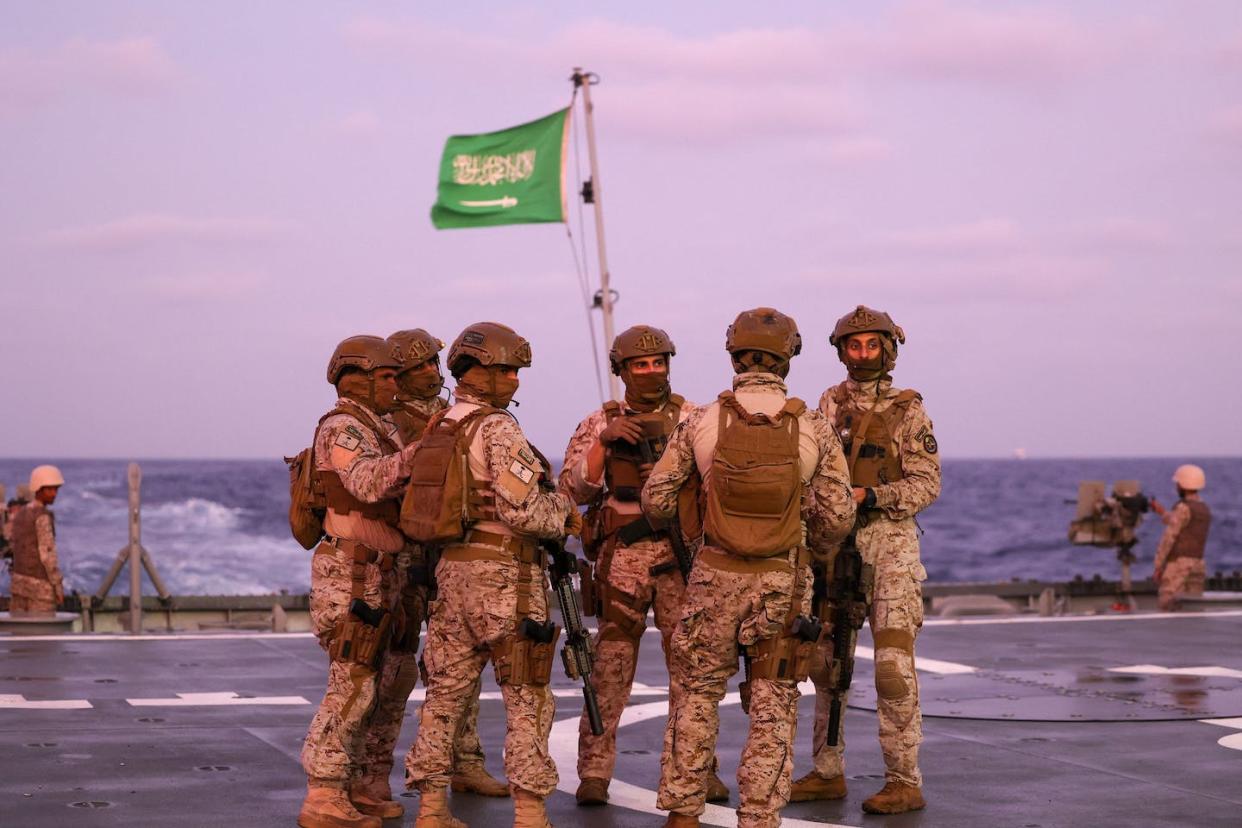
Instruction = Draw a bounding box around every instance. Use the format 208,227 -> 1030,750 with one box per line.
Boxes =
1,457 -> 1237,597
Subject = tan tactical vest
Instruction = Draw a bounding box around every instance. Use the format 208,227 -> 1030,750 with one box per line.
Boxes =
703,392 -> 806,558
399,405 -> 502,543
391,400 -> 434,445
602,393 -> 685,502
1170,499 -> 1211,561
10,503 -> 52,581
316,401 -> 403,524
831,386 -> 920,488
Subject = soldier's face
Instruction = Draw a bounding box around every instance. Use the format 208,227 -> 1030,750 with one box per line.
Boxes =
625,355 -> 668,376
372,368 -> 401,413
396,356 -> 442,396
844,334 -> 882,362
37,486 -> 59,505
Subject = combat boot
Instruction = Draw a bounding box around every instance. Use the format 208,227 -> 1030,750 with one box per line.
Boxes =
512,788 -> 552,828
861,780 -> 925,814
350,775 -> 404,819
451,763 -> 510,797
663,814 -> 700,827
575,776 -> 609,806
705,769 -> 729,803
298,784 -> 382,828
413,784 -> 467,828
790,770 -> 847,802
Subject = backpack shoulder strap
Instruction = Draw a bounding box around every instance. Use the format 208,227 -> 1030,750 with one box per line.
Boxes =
602,400 -> 624,422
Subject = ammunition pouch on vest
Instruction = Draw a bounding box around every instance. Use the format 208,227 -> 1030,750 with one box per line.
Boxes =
834,387 -> 920,488
704,393 -> 806,558
1169,499 -> 1211,561
399,406 -> 500,543
601,395 -> 684,501
492,617 -> 561,686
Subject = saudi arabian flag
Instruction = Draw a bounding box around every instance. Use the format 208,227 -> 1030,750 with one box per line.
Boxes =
431,108 -> 571,229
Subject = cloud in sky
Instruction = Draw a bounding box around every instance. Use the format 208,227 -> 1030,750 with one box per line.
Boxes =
0,36 -> 177,113
39,214 -> 299,252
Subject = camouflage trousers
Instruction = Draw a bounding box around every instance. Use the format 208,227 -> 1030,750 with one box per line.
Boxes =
659,548 -> 811,828
301,541 -> 397,786
362,581 -> 488,790
405,553 -> 558,796
579,536 -> 685,780
809,517 -> 925,787
1157,557 -> 1206,612
9,572 -> 58,615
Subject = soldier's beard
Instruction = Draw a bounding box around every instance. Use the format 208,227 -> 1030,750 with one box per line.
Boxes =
623,370 -> 670,412
457,366 -> 519,408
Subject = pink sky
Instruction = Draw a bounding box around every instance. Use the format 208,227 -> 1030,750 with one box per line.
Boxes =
2,1 -> 1239,459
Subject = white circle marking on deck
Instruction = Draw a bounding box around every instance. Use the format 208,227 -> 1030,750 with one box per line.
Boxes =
549,693 -> 856,828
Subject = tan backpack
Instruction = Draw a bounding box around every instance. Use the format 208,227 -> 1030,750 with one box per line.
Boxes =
284,408 -> 345,550
399,406 -> 499,543
703,392 -> 805,558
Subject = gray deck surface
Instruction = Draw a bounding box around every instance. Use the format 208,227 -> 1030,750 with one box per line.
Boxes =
2,611 -> 1241,827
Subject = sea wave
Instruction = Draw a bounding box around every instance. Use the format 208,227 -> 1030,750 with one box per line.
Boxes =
143,497 -> 245,532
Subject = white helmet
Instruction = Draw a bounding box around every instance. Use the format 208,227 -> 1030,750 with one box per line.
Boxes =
1172,464 -> 1205,491
29,465 -> 65,491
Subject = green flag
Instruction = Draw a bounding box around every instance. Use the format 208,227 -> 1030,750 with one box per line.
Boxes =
431,108 -> 570,229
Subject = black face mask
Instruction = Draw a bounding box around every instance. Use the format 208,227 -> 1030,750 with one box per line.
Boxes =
623,370 -> 670,411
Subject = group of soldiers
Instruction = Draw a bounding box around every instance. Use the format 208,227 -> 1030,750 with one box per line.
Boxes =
295,304 -> 941,828
2,466 -> 66,614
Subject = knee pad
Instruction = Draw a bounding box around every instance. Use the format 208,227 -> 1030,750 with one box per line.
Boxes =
875,658 -> 910,700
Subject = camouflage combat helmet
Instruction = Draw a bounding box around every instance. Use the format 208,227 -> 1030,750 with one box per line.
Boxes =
829,305 -> 905,348
725,307 -> 802,360
387,328 -> 444,373
446,322 -> 532,375
609,325 -> 676,375
326,335 -> 402,385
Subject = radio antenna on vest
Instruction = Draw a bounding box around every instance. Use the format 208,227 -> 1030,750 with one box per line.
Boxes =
572,68 -> 620,402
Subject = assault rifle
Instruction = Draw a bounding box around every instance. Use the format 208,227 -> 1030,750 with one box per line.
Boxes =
821,528 -> 873,747
543,538 -> 604,736
631,425 -> 694,580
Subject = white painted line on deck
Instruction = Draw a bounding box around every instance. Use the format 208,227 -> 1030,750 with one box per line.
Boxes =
924,609 -> 1242,626
549,696 -> 855,828
854,645 -> 977,675
0,693 -> 92,710
1111,664 -> 1242,680
126,691 -> 310,707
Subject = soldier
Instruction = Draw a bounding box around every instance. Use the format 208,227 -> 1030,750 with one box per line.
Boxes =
9,466 -> 66,615
559,325 -> 727,807
299,335 -> 420,828
1150,464 -> 1211,612
792,305 -> 941,815
642,308 -> 855,828
405,322 -> 579,828
357,329 -> 508,806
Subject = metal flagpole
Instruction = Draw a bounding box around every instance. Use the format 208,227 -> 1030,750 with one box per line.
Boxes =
573,68 -> 620,402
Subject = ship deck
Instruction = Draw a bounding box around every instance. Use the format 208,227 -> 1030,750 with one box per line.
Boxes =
2,609 -> 1241,827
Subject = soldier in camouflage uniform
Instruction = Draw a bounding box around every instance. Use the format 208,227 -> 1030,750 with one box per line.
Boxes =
300,336 -> 421,828
8,466 -> 66,615
405,322 -> 579,828
792,305 -> 941,815
559,325 -> 728,807
354,330 -> 508,810
643,308 -> 855,828
1151,464 -> 1211,612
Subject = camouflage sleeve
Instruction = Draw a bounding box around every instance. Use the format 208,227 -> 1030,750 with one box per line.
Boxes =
481,415 -> 573,538
1153,502 -> 1189,571
873,397 -> 941,519
318,414 -> 414,503
817,387 -> 836,420
36,513 -> 62,586
804,410 -> 856,555
557,410 -> 606,505
641,406 -> 705,520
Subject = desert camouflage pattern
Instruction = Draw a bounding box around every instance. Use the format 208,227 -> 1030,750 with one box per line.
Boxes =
301,401 -> 409,785
1153,500 -> 1207,611
808,377 -> 940,789
315,398 -> 415,554
559,397 -> 697,780
642,372 -> 854,827
9,503 -> 62,613
405,391 -> 572,797
391,394 -> 448,444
